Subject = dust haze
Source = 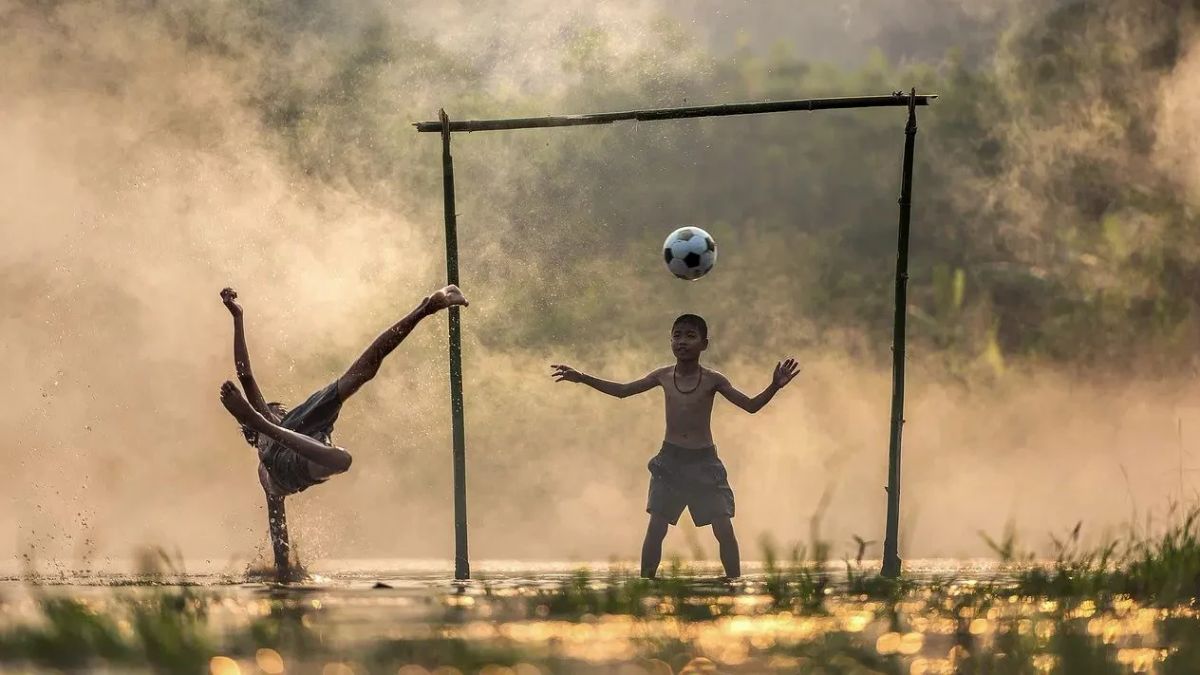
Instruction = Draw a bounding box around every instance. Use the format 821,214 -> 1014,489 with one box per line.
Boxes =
2,0 -> 1199,574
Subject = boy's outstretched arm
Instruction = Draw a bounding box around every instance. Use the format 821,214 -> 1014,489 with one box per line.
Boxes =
221,288 -> 280,424
715,358 -> 801,414
551,364 -> 663,399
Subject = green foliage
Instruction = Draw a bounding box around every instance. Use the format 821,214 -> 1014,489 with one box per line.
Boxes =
368,637 -> 530,672
12,0 -> 1200,372
19,0 -> 1195,372
0,591 -> 214,672
525,563 -> 742,621
979,504 -> 1200,606
761,537 -> 829,613
0,597 -> 131,668
127,589 -> 213,672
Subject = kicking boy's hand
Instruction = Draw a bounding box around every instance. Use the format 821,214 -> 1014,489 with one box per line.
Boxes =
773,358 -> 801,388
551,364 -> 583,383
221,287 -> 243,318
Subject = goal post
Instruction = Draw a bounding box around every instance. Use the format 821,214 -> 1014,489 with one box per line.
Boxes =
417,90 -> 934,580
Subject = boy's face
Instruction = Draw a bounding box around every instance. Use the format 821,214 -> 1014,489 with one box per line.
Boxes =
671,322 -> 708,361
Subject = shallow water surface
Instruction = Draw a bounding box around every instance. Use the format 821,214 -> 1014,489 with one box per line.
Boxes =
0,559 -> 1188,673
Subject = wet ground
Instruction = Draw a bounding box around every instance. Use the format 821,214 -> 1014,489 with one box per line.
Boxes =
0,560 -> 1187,673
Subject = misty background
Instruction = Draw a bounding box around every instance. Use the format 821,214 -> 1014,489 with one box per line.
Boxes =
2,0 -> 1199,573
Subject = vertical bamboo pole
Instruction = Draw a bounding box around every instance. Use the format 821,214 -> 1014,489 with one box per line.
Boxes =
882,90 -> 918,579
440,109 -> 470,580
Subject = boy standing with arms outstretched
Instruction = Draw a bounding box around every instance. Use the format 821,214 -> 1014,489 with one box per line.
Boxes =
551,314 -> 799,579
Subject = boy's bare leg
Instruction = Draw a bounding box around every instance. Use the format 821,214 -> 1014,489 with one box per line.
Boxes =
221,381 -> 353,472
711,517 -> 741,579
267,498 -> 292,580
640,515 -> 671,579
337,285 -> 469,401
258,464 -> 294,582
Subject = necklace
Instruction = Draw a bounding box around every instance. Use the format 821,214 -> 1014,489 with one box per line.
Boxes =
673,366 -> 702,394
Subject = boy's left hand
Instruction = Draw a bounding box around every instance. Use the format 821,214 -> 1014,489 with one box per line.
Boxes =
773,358 -> 801,388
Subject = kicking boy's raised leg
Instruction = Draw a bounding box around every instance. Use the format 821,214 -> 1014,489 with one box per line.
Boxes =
711,517 -> 741,579
336,285 -> 469,401
640,515 -> 671,578
221,381 -> 353,472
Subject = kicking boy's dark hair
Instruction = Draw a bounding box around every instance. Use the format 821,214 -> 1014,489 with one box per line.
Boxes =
240,402 -> 290,447
673,314 -> 708,340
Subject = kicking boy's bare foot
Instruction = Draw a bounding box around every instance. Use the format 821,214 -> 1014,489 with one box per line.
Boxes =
427,284 -> 469,313
220,381 -> 266,430
220,287 -> 243,318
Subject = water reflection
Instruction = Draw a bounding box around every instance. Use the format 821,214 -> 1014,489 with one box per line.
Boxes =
1,562 -> 1198,673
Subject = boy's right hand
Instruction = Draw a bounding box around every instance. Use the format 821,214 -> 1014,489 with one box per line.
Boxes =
221,287 -> 243,318
551,364 -> 583,383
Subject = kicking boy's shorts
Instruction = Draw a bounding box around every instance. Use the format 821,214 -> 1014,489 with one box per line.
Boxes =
646,442 -> 735,527
259,381 -> 344,495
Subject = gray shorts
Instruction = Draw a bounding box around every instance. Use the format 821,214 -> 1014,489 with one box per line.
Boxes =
259,381 -> 343,495
646,442 -> 735,527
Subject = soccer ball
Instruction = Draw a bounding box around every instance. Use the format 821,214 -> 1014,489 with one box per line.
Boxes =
663,226 -> 717,280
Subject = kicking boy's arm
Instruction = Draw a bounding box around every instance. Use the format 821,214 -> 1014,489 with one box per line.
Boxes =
714,358 -> 801,414
551,364 -> 663,399
221,288 -> 280,424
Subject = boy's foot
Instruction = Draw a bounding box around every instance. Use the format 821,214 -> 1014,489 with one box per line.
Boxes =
427,285 -> 469,313
220,287 -> 243,317
220,381 -> 265,429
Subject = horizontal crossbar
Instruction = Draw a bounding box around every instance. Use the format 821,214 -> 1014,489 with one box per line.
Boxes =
415,93 -> 937,133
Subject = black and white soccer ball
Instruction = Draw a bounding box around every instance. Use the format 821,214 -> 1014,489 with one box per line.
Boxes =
663,226 -> 717,280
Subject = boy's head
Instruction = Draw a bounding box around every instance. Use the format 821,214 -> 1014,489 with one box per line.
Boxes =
671,314 -> 709,361
240,402 -> 289,447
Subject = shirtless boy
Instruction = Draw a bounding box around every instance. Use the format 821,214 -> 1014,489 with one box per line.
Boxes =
218,285 -> 468,581
551,314 -> 799,579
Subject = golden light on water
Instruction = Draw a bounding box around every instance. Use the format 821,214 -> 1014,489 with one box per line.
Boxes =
8,568 -> 1200,673
841,610 -> 871,632
186,584 -> 1198,672
678,656 -> 718,674
898,632 -> 924,655
1031,654 -> 1058,672
1117,647 -> 1170,673
876,632 -> 901,654
255,648 -> 284,674
908,657 -> 955,675
209,656 -> 240,675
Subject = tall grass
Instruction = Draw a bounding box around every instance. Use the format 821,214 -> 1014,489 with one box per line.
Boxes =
987,504 -> 1200,605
